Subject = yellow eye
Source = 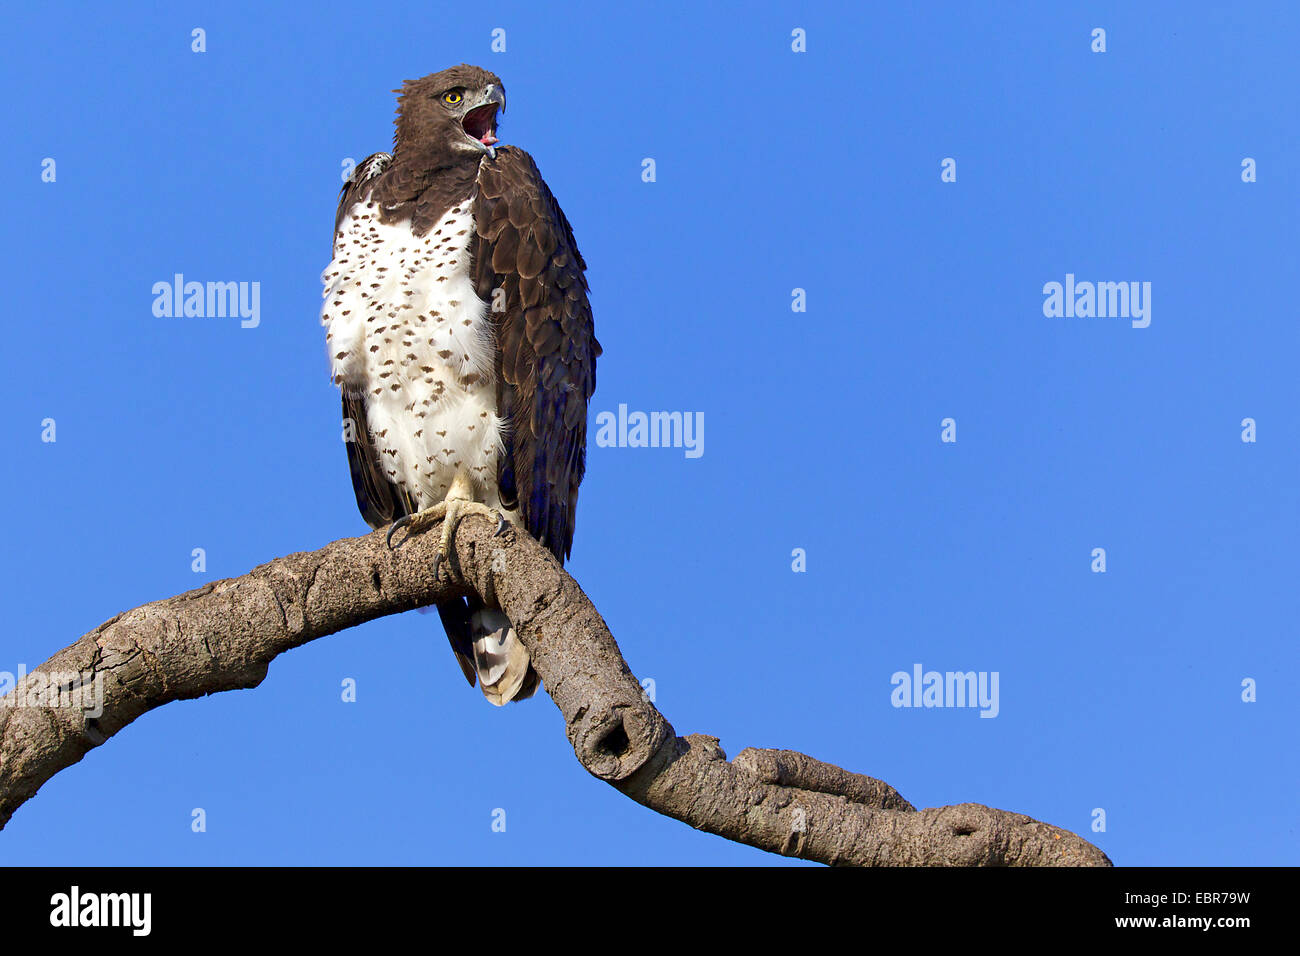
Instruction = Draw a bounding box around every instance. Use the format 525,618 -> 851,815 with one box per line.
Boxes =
442,91 -> 462,105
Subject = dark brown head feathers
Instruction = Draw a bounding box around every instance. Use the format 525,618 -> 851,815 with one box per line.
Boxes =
391,64 -> 503,161
370,64 -> 506,231
393,64 -> 502,129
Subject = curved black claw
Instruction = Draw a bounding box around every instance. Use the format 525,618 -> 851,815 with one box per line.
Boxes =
432,551 -> 444,578
386,515 -> 413,550
495,513 -> 508,537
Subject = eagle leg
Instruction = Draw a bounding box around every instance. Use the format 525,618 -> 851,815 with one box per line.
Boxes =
384,474 -> 502,579
385,502 -> 447,550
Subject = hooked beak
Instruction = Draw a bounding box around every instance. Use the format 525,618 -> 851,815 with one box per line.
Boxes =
462,85 -> 505,158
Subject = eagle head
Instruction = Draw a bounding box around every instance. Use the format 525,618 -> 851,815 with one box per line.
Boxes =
393,64 -> 506,160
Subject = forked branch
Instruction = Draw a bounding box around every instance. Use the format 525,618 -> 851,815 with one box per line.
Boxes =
0,518 -> 1110,866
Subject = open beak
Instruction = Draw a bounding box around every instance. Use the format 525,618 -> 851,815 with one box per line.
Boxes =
462,85 -> 505,157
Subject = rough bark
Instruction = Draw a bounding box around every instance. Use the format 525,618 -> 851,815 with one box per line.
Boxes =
0,517 -> 1111,866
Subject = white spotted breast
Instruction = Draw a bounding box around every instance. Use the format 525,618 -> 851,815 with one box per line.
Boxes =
320,197 -> 506,509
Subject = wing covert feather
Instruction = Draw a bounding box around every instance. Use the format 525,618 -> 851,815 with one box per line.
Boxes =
471,147 -> 599,562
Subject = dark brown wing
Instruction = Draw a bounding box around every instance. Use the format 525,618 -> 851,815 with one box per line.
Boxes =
341,386 -> 419,529
471,147 -> 599,564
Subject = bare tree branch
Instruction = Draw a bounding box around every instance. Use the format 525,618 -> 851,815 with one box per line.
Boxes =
0,518 -> 1111,866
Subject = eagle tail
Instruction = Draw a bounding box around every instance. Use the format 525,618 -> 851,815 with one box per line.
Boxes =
436,597 -> 538,705
469,607 -> 539,706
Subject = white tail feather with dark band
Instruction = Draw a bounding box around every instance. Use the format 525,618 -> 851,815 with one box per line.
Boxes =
470,609 -> 535,706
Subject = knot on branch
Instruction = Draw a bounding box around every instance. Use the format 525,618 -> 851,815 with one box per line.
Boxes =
569,698 -> 672,781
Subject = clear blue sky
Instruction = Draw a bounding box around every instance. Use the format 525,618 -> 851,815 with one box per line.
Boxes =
2,1 -> 1295,865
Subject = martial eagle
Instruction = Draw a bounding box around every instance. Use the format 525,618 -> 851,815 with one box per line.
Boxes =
320,64 -> 599,705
